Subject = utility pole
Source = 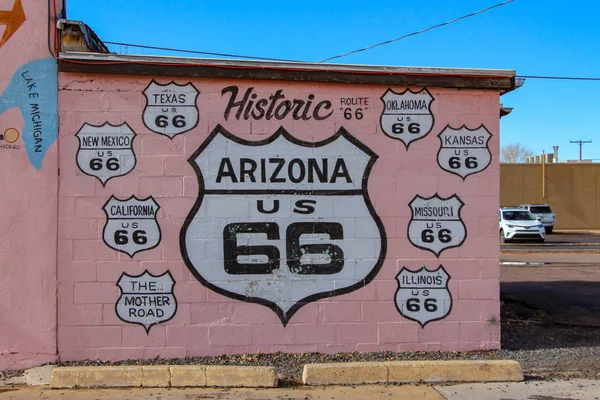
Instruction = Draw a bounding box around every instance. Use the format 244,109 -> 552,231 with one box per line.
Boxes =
570,140 -> 592,161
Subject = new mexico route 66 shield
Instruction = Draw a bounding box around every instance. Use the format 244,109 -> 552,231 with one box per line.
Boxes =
103,195 -> 162,258
116,270 -> 177,334
437,124 -> 492,180
75,122 -> 136,186
380,88 -> 434,148
408,194 -> 466,257
395,265 -> 452,327
142,80 -> 199,139
180,125 -> 386,325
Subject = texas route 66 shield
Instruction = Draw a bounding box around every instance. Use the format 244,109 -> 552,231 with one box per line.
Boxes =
180,125 -> 386,325
75,122 -> 136,186
395,266 -> 452,327
380,88 -> 434,148
408,194 -> 466,257
103,195 -> 162,258
142,80 -> 199,139
437,124 -> 492,180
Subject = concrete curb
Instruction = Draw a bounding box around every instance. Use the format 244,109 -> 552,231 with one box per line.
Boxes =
50,365 -> 278,388
302,360 -> 523,385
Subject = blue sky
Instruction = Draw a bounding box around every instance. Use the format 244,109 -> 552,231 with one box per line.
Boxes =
67,0 -> 599,161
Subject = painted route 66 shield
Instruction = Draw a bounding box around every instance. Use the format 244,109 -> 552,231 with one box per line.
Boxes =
116,270 -> 177,334
142,80 -> 199,139
380,88 -> 434,148
103,195 -> 161,258
408,194 -> 466,257
437,124 -> 492,180
395,265 -> 452,327
75,122 -> 136,186
181,125 -> 386,325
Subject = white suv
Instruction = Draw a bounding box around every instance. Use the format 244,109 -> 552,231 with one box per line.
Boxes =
499,207 -> 546,243
519,204 -> 556,233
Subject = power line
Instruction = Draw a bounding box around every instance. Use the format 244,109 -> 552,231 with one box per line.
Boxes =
316,0 -> 514,63
517,75 -> 600,81
103,41 -> 303,63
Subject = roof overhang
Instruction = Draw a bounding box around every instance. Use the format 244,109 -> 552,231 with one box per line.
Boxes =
58,52 -> 518,94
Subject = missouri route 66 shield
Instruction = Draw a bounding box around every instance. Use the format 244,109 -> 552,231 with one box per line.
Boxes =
180,125 -> 386,325
103,195 -> 162,258
395,265 -> 452,327
380,88 -> 434,148
142,80 -> 199,139
408,194 -> 466,257
75,122 -> 136,186
437,124 -> 492,180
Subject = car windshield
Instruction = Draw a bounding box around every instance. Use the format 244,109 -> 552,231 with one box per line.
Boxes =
529,206 -> 552,214
503,211 -> 536,221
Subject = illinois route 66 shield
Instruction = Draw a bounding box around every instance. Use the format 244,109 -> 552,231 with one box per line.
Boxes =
116,270 -> 177,334
437,124 -> 492,180
75,122 -> 136,186
408,194 -> 466,257
395,265 -> 452,327
180,125 -> 386,326
103,195 -> 162,258
142,80 -> 199,139
380,88 -> 434,148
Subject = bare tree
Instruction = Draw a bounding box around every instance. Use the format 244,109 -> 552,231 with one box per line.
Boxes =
501,143 -> 534,163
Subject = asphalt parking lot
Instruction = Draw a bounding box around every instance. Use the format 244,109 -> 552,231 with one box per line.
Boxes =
501,231 -> 600,252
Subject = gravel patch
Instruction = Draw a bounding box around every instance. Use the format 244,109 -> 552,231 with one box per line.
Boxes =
3,301 -> 599,385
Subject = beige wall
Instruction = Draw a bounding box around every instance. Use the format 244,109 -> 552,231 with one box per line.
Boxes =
501,163 -> 600,229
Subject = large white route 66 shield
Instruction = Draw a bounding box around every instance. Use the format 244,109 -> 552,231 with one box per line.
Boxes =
180,125 -> 386,326
75,122 -> 136,186
380,88 -> 435,148
116,270 -> 177,334
408,194 -> 466,257
437,124 -> 492,180
395,265 -> 452,327
103,195 -> 162,258
142,80 -> 199,139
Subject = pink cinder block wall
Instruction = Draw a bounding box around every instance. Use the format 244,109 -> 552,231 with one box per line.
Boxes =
0,0 -> 61,369
56,73 -> 500,361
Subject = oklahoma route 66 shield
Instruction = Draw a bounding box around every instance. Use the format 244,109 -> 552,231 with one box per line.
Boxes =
116,270 -> 177,334
395,265 -> 452,327
103,195 -> 162,258
75,122 -> 136,186
408,194 -> 466,257
437,124 -> 492,180
380,88 -> 435,148
142,80 -> 199,139
180,125 -> 386,325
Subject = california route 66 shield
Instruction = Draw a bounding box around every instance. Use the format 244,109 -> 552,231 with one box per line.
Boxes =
395,265 -> 452,327
437,124 -> 492,179
75,122 -> 136,186
142,80 -> 199,139
103,195 -> 162,258
408,194 -> 466,257
116,270 -> 177,333
380,88 -> 434,148
180,125 -> 386,325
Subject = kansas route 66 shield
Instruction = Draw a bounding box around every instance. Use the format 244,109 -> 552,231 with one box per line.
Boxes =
142,80 -> 199,139
116,270 -> 177,334
380,88 -> 434,148
437,124 -> 492,180
395,265 -> 452,327
408,193 -> 466,257
75,122 -> 136,186
103,195 -> 161,258
180,125 -> 386,325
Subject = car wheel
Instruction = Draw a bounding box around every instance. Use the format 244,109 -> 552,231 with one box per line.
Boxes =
500,229 -> 506,244
546,227 -> 553,234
